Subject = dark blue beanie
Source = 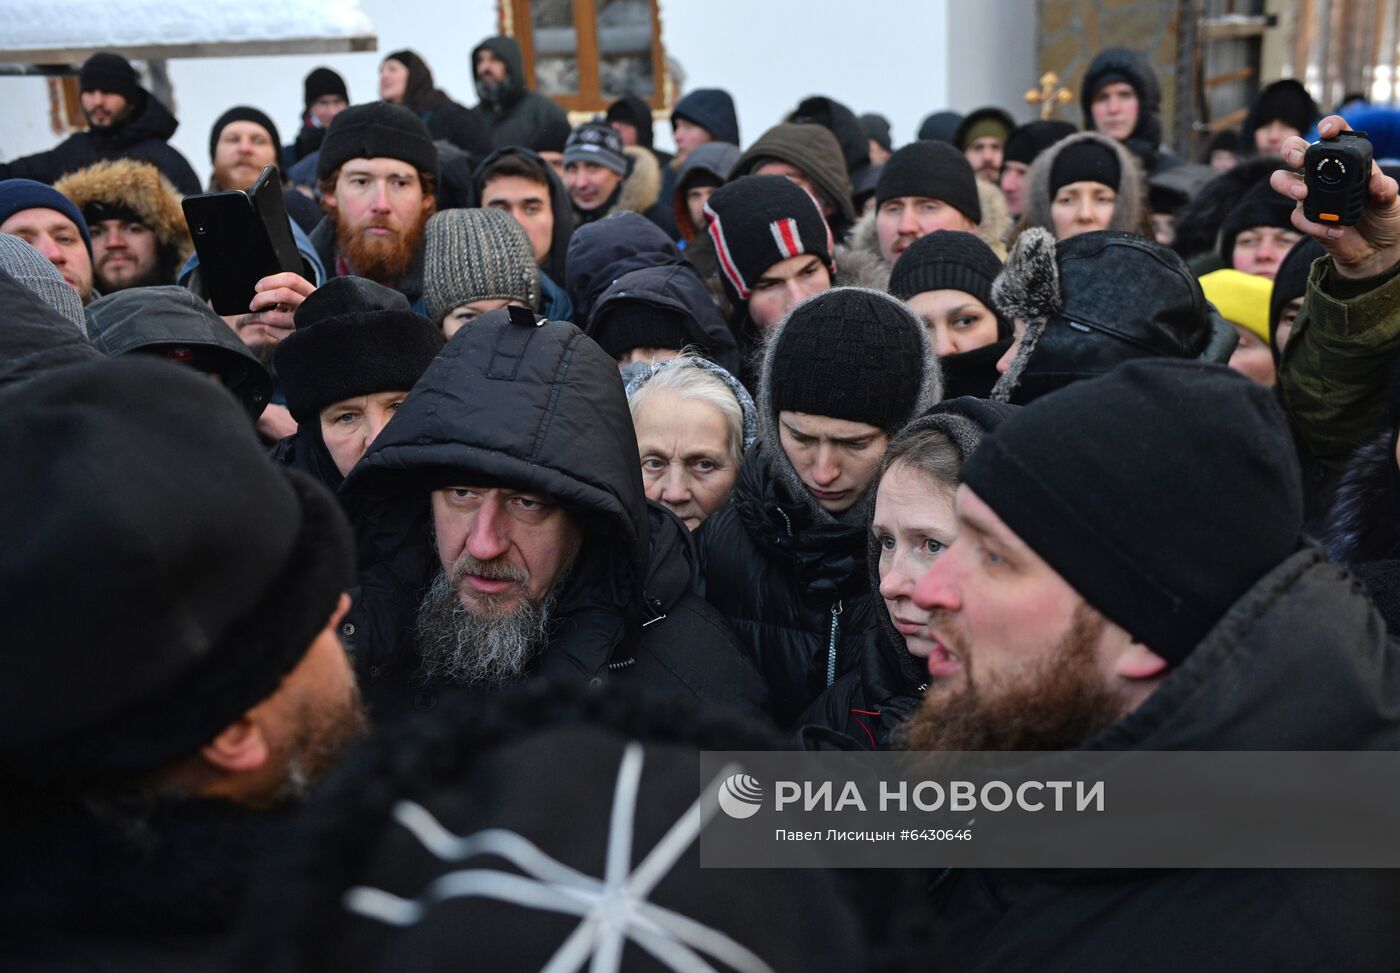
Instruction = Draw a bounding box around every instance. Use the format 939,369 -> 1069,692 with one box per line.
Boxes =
0,179 -> 93,257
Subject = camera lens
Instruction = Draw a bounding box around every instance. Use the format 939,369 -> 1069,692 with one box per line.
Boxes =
1316,157 -> 1345,188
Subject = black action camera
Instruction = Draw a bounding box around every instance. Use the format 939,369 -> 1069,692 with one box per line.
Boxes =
1303,130 -> 1373,226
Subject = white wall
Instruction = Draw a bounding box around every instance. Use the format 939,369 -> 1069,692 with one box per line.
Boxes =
0,0 -> 1039,184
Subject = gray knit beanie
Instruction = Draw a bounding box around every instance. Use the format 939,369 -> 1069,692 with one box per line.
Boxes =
423,208 -> 541,324
0,233 -> 87,333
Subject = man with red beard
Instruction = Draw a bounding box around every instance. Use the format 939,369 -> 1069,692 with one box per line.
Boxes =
901,358 -> 1400,970
311,103 -> 438,313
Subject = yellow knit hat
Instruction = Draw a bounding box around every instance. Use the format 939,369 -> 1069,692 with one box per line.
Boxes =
1199,269 -> 1273,343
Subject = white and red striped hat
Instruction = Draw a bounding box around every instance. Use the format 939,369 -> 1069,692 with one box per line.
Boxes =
703,175 -> 835,305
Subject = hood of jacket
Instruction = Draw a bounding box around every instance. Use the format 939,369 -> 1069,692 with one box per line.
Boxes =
1018,131 -> 1146,240
1082,546 -> 1400,751
589,263 -> 740,373
347,307 -> 651,622
93,88 -> 180,151
472,145 -> 574,287
54,157 -> 193,262
732,123 -> 856,228
565,210 -> 684,324
755,286 -> 942,526
672,141 -> 741,237
0,266 -> 102,389
1080,46 -> 1164,149
847,178 -> 1012,277
470,35 -> 527,108
86,286 -> 272,418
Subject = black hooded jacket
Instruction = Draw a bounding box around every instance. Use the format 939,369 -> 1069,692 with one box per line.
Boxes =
1,90 -> 200,196
922,547 -> 1400,971
587,263 -> 741,373
472,145 -> 574,288
1079,47 -> 1180,175
341,308 -> 767,726
385,49 -> 494,160
564,211 -> 686,325
470,36 -> 570,150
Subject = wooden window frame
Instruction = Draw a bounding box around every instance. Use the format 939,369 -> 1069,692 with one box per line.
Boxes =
503,0 -> 667,113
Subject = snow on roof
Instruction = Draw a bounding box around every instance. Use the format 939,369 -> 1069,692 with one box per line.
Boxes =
1,0 -> 377,62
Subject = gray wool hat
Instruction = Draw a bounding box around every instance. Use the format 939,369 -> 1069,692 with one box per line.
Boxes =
0,234 -> 87,334
423,208 -> 540,325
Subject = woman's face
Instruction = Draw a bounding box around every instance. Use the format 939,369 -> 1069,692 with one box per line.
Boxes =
633,389 -> 739,530
1051,181 -> 1117,240
905,288 -> 1002,358
873,461 -> 958,660
379,58 -> 409,104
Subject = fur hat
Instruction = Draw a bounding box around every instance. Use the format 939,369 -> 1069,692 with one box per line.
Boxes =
55,158 -> 192,266
991,228 -> 1220,404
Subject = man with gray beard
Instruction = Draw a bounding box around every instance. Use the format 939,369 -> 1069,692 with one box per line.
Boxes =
343,305 -> 766,726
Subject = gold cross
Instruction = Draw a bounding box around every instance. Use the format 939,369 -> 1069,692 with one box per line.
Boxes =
1026,72 -> 1075,120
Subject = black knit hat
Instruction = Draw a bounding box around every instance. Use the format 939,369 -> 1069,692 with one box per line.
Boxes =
564,122 -> 629,176
964,358 -> 1303,666
1269,237 -> 1324,353
317,102 -> 439,182
78,52 -> 140,101
530,115 -> 572,154
860,112 -> 892,151
0,357 -> 354,776
765,287 -> 932,432
704,174 -> 834,306
606,94 -> 654,149
304,67 -> 348,109
590,304 -> 689,359
1218,179 -> 1297,264
1049,138 -> 1122,195
876,141 -> 981,223
1242,80 -> 1318,149
889,230 -> 1003,303
275,277 -> 445,424
1004,120 -> 1077,166
918,111 -> 963,144
209,106 -> 281,163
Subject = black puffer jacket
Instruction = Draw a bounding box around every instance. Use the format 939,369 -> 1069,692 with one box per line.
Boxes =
796,399 -> 1017,749
342,308 -> 767,726
564,211 -> 686,324
922,547 -> 1400,971
588,263 -> 741,373
0,90 -> 200,195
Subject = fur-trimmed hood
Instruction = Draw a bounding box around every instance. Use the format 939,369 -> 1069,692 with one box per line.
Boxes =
1319,431 -> 1400,567
579,145 -> 663,222
846,178 -> 1012,286
54,158 -> 192,262
1014,131 -> 1147,242
755,286 -> 942,526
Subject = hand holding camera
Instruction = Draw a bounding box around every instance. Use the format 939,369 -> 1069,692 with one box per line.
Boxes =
1271,115 -> 1400,280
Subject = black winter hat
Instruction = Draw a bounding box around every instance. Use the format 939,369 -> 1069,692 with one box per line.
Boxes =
953,106 -> 1016,150
0,357 -> 354,775
564,122 -> 629,176
606,94 -> 655,149
209,106 -> 281,163
275,277 -> 444,424
1269,237 -> 1324,352
590,304 -> 690,359
788,95 -> 870,174
317,102 -> 439,182
671,88 -> 740,145
876,141 -> 981,223
529,115 -> 572,154
860,112 -> 892,151
1242,79 -> 1318,149
992,229 -> 1214,404
1049,137 -> 1122,195
1004,120 -> 1077,166
918,111 -> 963,144
705,174 -> 834,305
78,52 -> 140,102
965,358 -> 1303,666
889,230 -> 1011,337
304,67 -> 348,109
1218,179 -> 1297,265
766,287 -> 932,432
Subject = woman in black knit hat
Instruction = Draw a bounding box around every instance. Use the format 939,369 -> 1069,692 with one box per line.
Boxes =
889,230 -> 1011,398
1013,131 -> 1148,243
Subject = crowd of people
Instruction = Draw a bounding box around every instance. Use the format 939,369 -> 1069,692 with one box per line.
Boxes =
4,38 -> 1400,971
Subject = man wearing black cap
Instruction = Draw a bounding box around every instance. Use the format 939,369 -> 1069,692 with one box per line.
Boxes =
1243,79 -> 1319,156
953,107 -> 1016,184
209,106 -> 324,233
871,141 -> 983,266
696,287 -> 941,726
291,67 -> 350,164
1219,179 -> 1303,279
0,295 -> 365,964
999,119 -> 1076,218
312,102 -> 439,310
0,51 -> 200,195
906,358 -> 1400,969
340,305 -> 766,726
0,177 -> 97,304
563,122 -> 670,233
